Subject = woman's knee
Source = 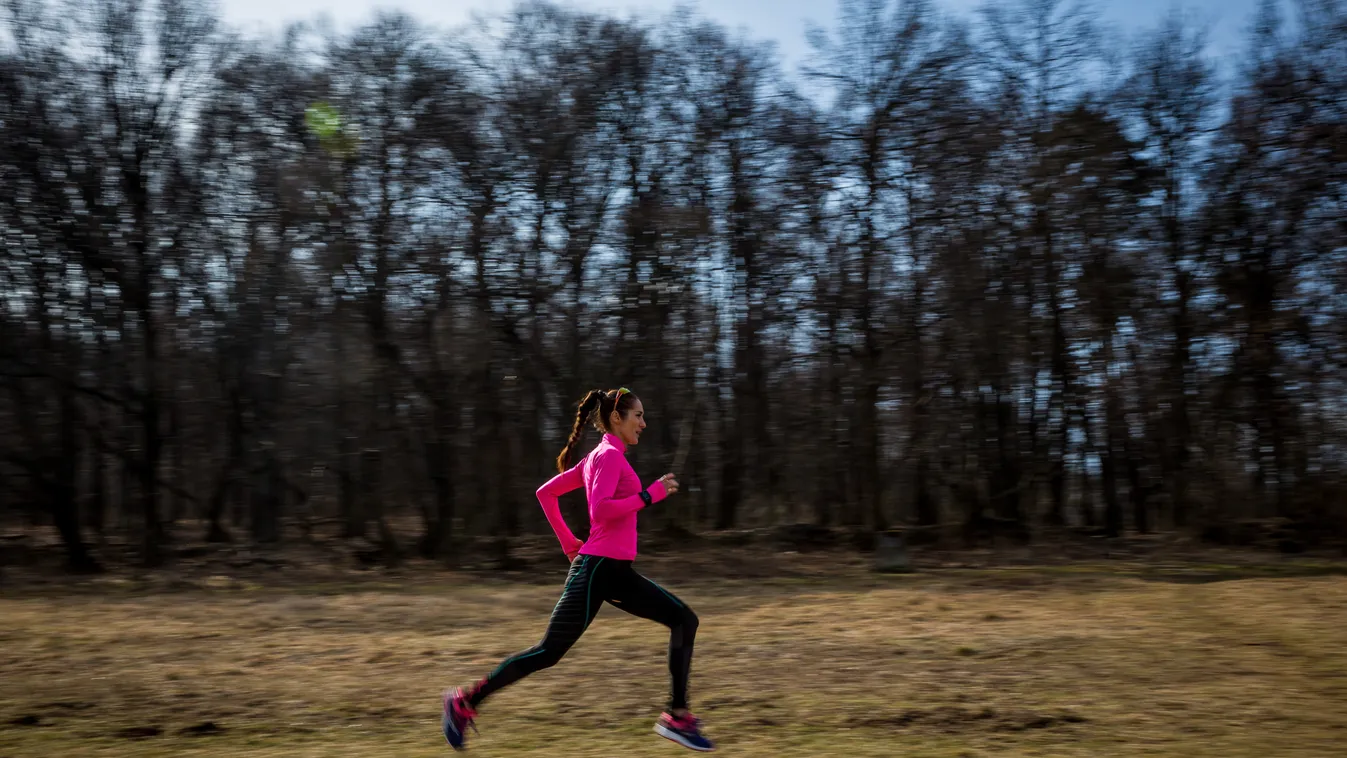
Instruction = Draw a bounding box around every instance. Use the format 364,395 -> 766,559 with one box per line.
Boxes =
679,606 -> 699,635
520,642 -> 569,672
534,646 -> 567,671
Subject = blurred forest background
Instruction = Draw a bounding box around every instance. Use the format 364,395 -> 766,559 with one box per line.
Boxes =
2,0 -> 1345,574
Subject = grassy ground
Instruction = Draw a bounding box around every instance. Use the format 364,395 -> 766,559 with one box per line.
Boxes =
3,543 -> 1347,757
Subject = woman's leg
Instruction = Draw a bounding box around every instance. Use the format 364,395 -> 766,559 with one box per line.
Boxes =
604,566 -> 714,750
603,564 -> 699,712
466,555 -> 609,707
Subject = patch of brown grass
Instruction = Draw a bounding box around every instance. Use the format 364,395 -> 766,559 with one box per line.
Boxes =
2,550 -> 1347,757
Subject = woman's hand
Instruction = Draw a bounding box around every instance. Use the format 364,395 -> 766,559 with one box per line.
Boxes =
565,538 -> 585,562
659,473 -> 680,496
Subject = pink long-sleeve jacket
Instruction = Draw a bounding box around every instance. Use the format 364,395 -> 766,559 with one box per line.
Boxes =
535,432 -> 668,561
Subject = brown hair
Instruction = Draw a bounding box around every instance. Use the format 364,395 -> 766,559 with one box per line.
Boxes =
555,388 -> 640,472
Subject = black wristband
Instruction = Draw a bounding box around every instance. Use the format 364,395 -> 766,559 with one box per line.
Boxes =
639,490 -> 653,507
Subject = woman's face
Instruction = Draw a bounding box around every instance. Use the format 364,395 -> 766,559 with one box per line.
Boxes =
611,398 -> 647,447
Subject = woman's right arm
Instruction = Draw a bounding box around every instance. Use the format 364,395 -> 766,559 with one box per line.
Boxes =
537,466 -> 584,557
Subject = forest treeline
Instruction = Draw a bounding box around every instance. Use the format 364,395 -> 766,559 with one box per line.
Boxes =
2,0 -> 1345,571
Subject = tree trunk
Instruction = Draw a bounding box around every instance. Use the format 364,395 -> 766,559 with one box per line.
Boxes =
54,394 -> 98,573
1102,390 -> 1124,539
1165,172 -> 1193,528
358,446 -> 400,567
166,400 -> 183,527
249,453 -> 283,544
87,440 -> 106,537
717,417 -> 743,530
816,289 -> 844,529
715,290 -> 742,530
1047,309 -> 1070,528
140,331 -> 165,566
205,391 -> 243,543
857,124 -> 886,533
420,436 -> 455,562
205,476 -> 234,543
120,451 -> 136,534
908,306 -> 936,527
991,393 -> 1024,526
1127,443 -> 1151,535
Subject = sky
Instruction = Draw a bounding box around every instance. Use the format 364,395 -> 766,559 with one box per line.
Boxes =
220,0 -> 1268,74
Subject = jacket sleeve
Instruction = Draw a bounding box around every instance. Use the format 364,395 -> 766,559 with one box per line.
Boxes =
536,465 -> 584,551
586,448 -> 667,521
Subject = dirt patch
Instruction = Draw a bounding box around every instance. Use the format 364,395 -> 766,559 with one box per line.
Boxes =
848,705 -> 1089,733
114,726 -> 163,739
180,721 -> 225,736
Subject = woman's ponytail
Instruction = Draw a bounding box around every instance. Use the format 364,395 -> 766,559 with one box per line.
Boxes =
556,390 -> 604,472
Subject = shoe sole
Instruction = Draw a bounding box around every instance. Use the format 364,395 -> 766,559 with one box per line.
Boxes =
655,724 -> 715,752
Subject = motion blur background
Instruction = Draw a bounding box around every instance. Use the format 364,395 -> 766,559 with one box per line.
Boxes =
2,0 -> 1345,573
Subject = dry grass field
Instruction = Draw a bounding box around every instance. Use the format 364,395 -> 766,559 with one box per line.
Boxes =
3,540 -> 1347,757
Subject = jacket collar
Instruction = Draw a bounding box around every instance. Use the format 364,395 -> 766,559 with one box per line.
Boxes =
602,432 -> 627,453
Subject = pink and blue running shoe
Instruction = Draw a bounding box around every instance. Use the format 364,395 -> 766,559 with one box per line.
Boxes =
655,711 -> 715,752
441,688 -> 478,751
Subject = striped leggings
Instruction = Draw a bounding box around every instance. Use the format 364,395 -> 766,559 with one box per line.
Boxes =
467,555 -> 699,710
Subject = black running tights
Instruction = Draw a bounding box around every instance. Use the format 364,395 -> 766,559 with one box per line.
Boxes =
466,556 -> 699,711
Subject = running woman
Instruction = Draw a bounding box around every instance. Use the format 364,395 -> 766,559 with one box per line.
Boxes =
441,387 -> 714,752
